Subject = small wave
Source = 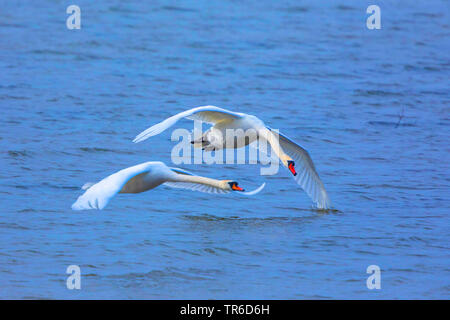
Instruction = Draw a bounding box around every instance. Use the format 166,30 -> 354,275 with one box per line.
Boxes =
79,147 -> 135,155
281,6 -> 309,13
0,95 -> 30,100
0,222 -> 30,230
7,150 -> 31,158
367,121 -> 416,127
108,267 -> 213,283
17,208 -> 36,213
0,22 -> 26,28
354,89 -> 404,97
336,5 -> 356,11
413,12 -> 443,18
160,5 -> 197,12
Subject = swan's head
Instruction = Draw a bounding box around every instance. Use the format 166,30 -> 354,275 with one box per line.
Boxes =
227,181 -> 244,192
280,155 -> 297,177
287,160 -> 297,176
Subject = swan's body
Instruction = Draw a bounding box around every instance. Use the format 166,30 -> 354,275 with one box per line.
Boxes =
72,161 -> 265,210
133,106 -> 331,209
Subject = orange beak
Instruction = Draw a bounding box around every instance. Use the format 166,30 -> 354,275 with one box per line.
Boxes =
288,162 -> 297,176
232,185 -> 244,191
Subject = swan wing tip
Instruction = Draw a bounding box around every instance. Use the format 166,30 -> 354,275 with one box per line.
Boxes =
315,193 -> 332,210
71,201 -> 85,211
132,135 -> 144,143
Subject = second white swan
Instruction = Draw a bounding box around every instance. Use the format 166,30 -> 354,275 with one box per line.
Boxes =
72,161 -> 265,210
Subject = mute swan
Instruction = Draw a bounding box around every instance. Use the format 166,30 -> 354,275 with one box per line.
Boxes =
133,106 -> 331,209
72,161 -> 265,210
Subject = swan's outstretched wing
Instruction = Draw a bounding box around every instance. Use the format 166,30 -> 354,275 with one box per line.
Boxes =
163,181 -> 230,194
81,182 -> 95,190
72,162 -> 155,210
268,128 -> 331,209
169,167 -> 195,176
133,106 -> 243,143
163,181 -> 266,196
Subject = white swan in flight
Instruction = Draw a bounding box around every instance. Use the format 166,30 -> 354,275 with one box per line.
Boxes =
133,106 -> 331,209
72,161 -> 265,210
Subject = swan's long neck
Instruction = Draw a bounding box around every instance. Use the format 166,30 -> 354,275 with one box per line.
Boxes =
171,174 -> 228,190
258,128 -> 292,167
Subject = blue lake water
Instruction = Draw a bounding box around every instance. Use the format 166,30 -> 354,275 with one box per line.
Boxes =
0,0 -> 449,299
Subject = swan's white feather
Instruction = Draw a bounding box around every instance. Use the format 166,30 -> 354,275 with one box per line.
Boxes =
169,167 -> 195,176
133,106 -> 243,143
164,181 -> 266,196
268,128 -> 331,209
81,182 -> 95,190
72,162 -> 155,210
163,181 -> 229,194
